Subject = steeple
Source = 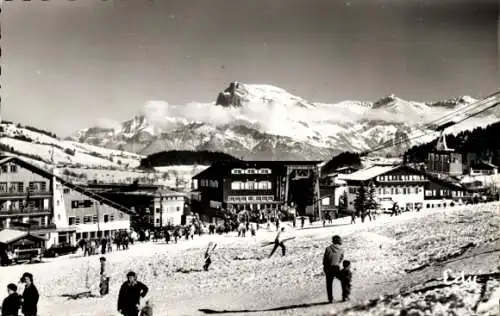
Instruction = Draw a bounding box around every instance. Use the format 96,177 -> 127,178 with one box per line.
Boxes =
435,132 -> 453,152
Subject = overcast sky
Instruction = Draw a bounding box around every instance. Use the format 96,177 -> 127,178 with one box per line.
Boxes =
2,0 -> 499,136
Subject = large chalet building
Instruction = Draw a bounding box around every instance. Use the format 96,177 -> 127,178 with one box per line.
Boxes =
191,160 -> 322,221
0,155 -> 132,247
339,164 -> 469,213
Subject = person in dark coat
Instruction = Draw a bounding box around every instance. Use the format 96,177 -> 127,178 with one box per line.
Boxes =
117,271 -> 149,316
20,272 -> 39,316
2,283 -> 21,316
322,235 -> 344,303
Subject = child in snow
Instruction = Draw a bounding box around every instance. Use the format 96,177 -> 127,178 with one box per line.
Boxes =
2,283 -> 21,316
340,260 -> 352,301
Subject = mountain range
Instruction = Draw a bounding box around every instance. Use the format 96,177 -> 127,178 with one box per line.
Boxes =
71,82 -> 499,160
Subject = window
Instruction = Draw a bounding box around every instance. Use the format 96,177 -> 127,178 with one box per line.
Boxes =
176,206 -> 180,212
246,169 -> 257,174
119,213 -> 124,219
109,215 -> 114,221
63,188 -> 70,194
322,197 -> 330,206
103,215 -> 109,223
1,166 -> 7,173
92,215 -> 98,223
231,169 -> 243,174
75,217 -> 81,225
71,201 -> 79,209
231,181 -> 242,190
83,216 -> 92,224
258,168 -> 272,174
10,165 -> 17,173
0,182 -> 7,192
69,217 -> 76,225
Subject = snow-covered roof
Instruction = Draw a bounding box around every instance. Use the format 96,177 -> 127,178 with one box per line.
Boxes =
0,229 -> 45,244
338,165 -> 399,181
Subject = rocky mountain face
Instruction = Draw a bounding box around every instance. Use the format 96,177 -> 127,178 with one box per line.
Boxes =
70,81 -> 494,160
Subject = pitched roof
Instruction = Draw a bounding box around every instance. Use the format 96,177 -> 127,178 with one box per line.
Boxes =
0,229 -> 46,244
0,155 -> 133,215
339,165 -> 400,181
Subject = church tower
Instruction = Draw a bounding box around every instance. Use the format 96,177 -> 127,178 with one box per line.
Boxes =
426,133 -> 463,178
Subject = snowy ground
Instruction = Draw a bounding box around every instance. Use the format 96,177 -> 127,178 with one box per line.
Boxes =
0,203 -> 499,316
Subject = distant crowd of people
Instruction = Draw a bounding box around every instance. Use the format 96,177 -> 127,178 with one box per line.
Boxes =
2,213 -> 358,315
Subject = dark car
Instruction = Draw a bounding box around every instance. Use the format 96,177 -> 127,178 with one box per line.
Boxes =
43,244 -> 78,258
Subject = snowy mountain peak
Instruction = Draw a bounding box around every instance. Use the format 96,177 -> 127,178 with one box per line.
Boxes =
215,81 -> 316,109
427,95 -> 478,108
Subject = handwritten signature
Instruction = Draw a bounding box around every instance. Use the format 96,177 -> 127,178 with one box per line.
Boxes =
442,269 -> 477,285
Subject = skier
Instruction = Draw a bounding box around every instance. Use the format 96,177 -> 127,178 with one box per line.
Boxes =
203,242 -> 217,271
268,227 -> 288,258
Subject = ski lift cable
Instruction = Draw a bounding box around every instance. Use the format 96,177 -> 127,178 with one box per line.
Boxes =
421,91 -> 500,130
364,90 -> 500,155
412,92 -> 500,136
361,97 -> 500,157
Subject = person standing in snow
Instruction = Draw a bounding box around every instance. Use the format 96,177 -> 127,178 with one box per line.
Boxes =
19,272 -> 39,316
117,271 -> 149,316
99,257 -> 110,296
323,235 -> 344,304
268,227 -> 287,258
2,283 -> 21,316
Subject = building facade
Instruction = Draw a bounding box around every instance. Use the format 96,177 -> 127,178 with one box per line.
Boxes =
85,185 -> 187,227
191,161 -> 321,221
340,164 -> 468,213
0,156 -> 132,247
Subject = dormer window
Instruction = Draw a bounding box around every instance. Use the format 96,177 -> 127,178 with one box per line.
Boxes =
231,169 -> 243,174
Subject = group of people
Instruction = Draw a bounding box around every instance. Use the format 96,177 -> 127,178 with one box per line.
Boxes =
1,272 -> 39,316
78,232 -> 133,257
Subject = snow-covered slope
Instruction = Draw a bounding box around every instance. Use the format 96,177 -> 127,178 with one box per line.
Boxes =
71,82 -> 499,160
0,122 -> 143,168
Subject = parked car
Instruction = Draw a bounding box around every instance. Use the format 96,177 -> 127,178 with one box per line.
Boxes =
11,246 -> 42,264
43,244 -> 78,258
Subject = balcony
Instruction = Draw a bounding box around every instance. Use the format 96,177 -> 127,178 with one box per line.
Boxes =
0,208 -> 52,217
0,190 -> 52,198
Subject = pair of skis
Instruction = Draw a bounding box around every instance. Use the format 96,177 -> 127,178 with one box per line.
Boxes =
260,237 -> 296,247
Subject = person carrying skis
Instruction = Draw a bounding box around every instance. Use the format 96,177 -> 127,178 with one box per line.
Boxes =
269,227 -> 287,258
203,242 -> 217,271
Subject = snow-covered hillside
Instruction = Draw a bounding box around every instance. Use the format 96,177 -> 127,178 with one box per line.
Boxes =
0,122 -> 143,168
72,82 -> 499,160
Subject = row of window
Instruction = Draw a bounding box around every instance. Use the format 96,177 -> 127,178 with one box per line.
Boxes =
231,168 -> 272,175
0,181 -> 48,194
231,181 -> 272,190
68,213 -> 123,226
155,206 -> 182,213
376,174 -> 426,182
199,179 -> 219,188
0,165 -> 18,174
227,195 -> 274,202
377,186 -> 423,195
425,189 -> 465,197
